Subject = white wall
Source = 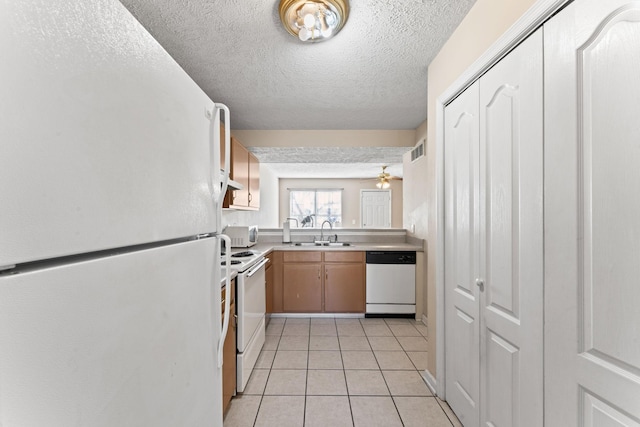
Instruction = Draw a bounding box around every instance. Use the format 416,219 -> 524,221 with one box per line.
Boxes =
279,178 -> 403,228
402,120 -> 428,320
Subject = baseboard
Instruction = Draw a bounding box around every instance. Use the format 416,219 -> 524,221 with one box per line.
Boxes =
422,369 -> 438,396
421,313 -> 428,326
269,313 -> 364,319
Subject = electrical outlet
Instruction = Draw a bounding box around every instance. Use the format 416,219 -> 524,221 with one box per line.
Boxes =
352,219 -> 356,225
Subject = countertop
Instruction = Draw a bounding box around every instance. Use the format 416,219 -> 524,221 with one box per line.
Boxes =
247,241 -> 423,257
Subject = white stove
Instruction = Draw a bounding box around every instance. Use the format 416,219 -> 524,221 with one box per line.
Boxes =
220,250 -> 263,274
219,248 -> 268,393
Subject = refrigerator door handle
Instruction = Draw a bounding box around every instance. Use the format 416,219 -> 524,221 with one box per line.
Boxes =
215,103 -> 231,207
208,107 -> 221,236
217,233 -> 231,368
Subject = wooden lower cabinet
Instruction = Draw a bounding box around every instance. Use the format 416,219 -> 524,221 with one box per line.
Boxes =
283,264 -> 323,312
278,251 -> 365,313
324,263 -> 365,312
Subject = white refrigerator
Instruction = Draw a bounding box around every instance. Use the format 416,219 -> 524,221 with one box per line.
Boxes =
0,0 -> 232,426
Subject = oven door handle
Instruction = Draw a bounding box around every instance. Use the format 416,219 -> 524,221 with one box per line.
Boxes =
246,258 -> 269,278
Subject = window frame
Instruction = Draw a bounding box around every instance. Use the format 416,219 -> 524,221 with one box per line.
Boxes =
288,188 -> 343,227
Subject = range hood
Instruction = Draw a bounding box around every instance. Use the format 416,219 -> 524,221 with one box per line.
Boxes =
221,170 -> 243,190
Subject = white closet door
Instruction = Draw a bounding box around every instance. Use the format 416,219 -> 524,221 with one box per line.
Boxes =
545,1 -> 640,425
445,80 -> 481,427
478,28 -> 543,427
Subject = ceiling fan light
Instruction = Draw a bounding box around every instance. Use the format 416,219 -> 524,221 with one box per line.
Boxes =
279,0 -> 349,43
376,177 -> 390,189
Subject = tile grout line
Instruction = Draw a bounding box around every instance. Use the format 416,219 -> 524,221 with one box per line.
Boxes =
251,325 -> 282,427
302,319 -> 310,427
376,327 -> 406,426
336,321 -> 357,427
434,396 -> 457,427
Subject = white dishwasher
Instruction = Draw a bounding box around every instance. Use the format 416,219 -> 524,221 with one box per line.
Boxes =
365,251 -> 416,316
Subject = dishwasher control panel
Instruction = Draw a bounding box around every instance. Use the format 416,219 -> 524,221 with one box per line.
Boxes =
366,251 -> 416,264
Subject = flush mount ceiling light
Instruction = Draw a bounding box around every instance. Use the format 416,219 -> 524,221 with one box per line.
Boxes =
279,0 -> 349,42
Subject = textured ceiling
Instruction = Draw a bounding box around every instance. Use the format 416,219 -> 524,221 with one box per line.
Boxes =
118,0 -> 476,130
251,146 -> 409,178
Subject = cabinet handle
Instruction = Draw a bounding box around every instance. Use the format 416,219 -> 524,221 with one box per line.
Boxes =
476,278 -> 485,292
248,193 -> 252,202
318,268 -> 321,279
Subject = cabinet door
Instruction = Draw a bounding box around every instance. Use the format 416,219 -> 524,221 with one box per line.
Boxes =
265,263 -> 273,314
324,264 -> 365,313
271,252 -> 284,313
545,1 -> 640,425
222,302 -> 236,415
248,152 -> 260,208
283,264 -> 322,312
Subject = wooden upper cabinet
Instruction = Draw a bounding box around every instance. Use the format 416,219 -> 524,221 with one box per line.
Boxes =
224,136 -> 259,210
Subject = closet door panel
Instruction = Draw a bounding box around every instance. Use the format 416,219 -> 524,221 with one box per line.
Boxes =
545,1 -> 640,425
444,80 -> 480,427
479,28 -> 543,427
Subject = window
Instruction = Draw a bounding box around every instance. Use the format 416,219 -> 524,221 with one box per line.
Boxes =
289,189 -> 342,227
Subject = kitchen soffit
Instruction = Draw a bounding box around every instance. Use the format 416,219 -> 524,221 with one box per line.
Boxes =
252,146 -> 407,178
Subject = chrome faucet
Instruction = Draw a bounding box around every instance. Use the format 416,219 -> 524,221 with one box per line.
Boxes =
320,220 -> 333,243
286,217 -> 299,228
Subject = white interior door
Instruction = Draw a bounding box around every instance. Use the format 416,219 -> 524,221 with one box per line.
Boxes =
478,28 -> 543,427
445,80 -> 481,427
545,1 -> 640,425
361,190 -> 391,228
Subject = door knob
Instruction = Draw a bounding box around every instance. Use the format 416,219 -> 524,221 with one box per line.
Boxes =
475,278 -> 485,292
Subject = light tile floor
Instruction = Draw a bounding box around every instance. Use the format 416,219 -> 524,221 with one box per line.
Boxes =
224,317 -> 462,427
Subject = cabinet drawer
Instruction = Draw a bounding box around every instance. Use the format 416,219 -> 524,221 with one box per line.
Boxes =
324,251 -> 364,263
283,251 -> 322,263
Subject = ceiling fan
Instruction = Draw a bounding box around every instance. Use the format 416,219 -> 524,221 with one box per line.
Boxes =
374,165 -> 401,189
